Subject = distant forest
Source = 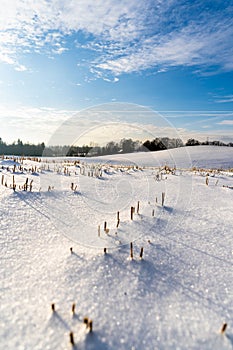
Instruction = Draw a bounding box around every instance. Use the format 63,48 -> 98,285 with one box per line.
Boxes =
0,137 -> 232,157
0,138 -> 46,156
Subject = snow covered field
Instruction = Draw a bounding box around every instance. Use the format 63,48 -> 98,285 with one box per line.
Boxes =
0,146 -> 233,349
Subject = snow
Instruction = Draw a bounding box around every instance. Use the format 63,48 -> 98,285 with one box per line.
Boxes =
85,146 -> 233,170
0,146 -> 233,349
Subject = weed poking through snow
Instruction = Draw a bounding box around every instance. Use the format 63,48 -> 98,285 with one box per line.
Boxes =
130,242 -> 133,259
162,192 -> 165,206
88,320 -> 93,333
69,331 -> 75,345
221,323 -> 227,334
140,247 -> 144,259
131,207 -> 135,220
83,317 -> 89,328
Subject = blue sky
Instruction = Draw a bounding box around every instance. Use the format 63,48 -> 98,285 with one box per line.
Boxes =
0,0 -> 233,145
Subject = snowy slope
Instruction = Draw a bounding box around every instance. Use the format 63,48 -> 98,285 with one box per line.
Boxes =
88,146 -> 233,170
0,147 -> 233,350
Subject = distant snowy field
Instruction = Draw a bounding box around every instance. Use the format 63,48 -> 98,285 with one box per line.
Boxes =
87,146 -> 233,170
0,146 -> 233,350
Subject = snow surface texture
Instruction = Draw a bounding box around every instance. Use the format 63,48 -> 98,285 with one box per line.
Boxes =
0,146 -> 233,349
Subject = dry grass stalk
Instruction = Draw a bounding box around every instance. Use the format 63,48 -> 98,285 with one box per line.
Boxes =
83,317 -> 89,328
12,176 -> 16,191
140,247 -> 144,259
221,323 -> 227,334
88,320 -> 93,332
23,178 -> 28,191
162,192 -> 165,206
131,207 -> 135,220
130,242 -> 133,259
72,303 -> 75,314
69,331 -> 74,345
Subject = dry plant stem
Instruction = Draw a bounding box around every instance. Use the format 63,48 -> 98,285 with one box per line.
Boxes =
72,303 -> 75,314
69,332 -> 74,345
130,242 -> 133,259
140,247 -> 144,259
221,323 -> 227,334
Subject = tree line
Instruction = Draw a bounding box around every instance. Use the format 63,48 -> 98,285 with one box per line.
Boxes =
0,137 -> 232,157
25,137 -> 185,156
0,138 -> 45,156
186,138 -> 233,147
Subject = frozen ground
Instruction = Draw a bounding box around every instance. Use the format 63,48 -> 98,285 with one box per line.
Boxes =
0,146 -> 233,349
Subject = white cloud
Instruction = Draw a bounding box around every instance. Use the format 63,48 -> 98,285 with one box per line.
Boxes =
96,21 -> 233,75
75,122 -> 233,146
0,0 -> 232,77
215,95 -> 233,103
201,126 -> 210,129
217,120 -> 233,125
0,0 -> 144,70
161,111 -> 233,119
0,103 -> 232,145
15,64 -> 27,72
0,105 -> 77,143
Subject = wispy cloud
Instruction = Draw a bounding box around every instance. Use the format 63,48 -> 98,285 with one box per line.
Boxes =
215,95 -> 233,103
160,111 -> 233,119
96,21 -> 233,76
0,103 -> 232,145
217,120 -> 233,125
0,105 -> 76,143
0,0 -> 232,77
